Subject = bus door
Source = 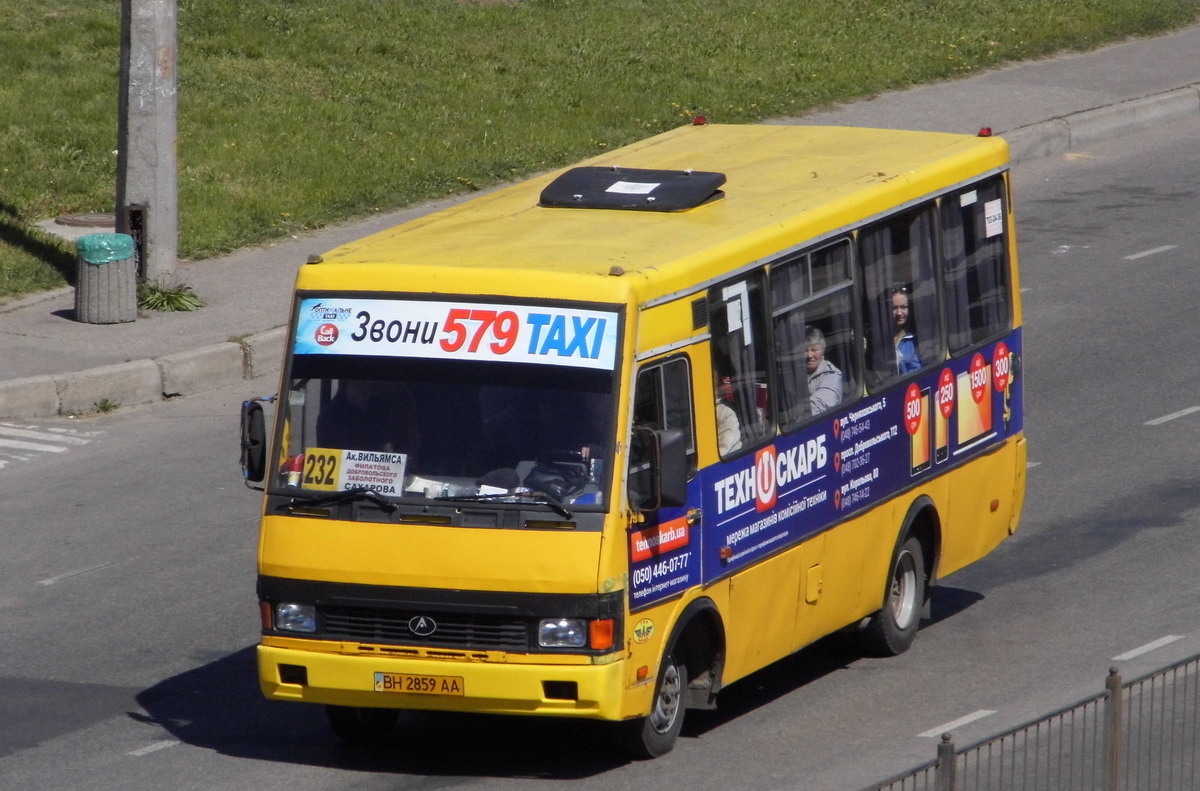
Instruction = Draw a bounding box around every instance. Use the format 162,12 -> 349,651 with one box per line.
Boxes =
626,355 -> 701,613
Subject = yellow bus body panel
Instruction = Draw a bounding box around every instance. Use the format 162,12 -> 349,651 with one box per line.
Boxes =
259,515 -> 602,593
937,439 -> 1023,580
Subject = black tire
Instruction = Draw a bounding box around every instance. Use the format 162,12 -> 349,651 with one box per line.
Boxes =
325,705 -> 399,745
860,536 -> 925,657
613,653 -> 687,759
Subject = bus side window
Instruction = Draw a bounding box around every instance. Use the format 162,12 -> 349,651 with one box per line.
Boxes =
941,176 -> 1011,351
708,272 -> 773,455
770,239 -> 859,428
632,357 -> 697,474
859,205 -> 944,390
629,358 -> 696,508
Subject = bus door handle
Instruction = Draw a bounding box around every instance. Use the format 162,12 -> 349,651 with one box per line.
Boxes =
685,508 -> 702,526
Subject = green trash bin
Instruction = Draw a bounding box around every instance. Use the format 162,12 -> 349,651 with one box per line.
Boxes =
75,232 -> 137,324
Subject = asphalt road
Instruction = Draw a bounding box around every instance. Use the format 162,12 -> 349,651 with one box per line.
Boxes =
1,115 -> 1199,791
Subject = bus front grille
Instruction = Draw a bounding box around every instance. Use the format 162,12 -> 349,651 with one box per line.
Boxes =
322,605 -> 530,651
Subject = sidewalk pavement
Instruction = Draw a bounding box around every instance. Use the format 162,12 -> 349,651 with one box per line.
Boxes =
2,24 -> 1198,419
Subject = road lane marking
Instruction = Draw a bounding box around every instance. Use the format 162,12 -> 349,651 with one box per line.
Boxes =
1145,406 -> 1200,426
0,438 -> 69,453
0,423 -> 102,470
127,740 -> 179,757
0,424 -> 94,445
919,710 -> 997,738
1113,635 -> 1183,661
1027,461 -> 1041,469
1123,245 -> 1178,260
37,562 -> 119,586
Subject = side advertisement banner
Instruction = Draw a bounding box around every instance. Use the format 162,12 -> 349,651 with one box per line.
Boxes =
629,332 -> 1023,610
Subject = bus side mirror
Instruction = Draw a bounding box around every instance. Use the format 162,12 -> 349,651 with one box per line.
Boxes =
628,427 -> 688,512
240,399 -> 268,486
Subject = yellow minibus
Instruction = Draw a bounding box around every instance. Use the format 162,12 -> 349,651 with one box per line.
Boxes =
240,121 -> 1026,758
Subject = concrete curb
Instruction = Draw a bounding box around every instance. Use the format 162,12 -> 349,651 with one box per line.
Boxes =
2,83 -> 1197,421
56,359 -> 161,416
0,327 -> 285,418
1003,85 -> 1200,163
158,344 -> 246,399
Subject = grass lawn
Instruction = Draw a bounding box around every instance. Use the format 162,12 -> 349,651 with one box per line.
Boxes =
1,0 -> 1196,301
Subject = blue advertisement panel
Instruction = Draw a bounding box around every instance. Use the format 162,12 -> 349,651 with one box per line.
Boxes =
628,331 -> 1023,611
628,501 -> 704,610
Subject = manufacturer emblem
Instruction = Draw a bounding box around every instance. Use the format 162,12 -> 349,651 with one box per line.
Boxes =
408,616 -> 437,636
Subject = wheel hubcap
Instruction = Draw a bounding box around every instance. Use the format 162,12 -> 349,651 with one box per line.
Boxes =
889,550 -> 917,628
649,660 -> 682,734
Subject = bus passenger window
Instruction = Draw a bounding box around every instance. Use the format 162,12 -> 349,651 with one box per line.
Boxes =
941,177 -> 1011,351
708,272 -> 772,454
770,239 -> 858,428
859,206 -> 944,389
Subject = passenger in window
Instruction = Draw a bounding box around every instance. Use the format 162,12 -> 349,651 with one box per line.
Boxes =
715,376 -> 743,456
804,326 -> 843,415
890,285 -> 921,373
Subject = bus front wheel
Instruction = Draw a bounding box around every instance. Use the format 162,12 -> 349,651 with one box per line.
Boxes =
325,705 -> 399,744
860,536 -> 925,656
614,653 -> 687,759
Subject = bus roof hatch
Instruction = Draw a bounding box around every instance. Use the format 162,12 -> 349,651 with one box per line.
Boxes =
539,166 -> 725,212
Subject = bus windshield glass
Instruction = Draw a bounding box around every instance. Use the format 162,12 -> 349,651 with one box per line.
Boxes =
272,296 -> 622,510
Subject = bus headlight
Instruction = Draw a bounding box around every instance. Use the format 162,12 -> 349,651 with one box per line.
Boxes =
275,603 -> 317,633
538,618 -> 587,648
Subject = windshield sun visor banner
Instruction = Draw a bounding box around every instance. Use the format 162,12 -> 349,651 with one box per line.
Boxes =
295,298 -> 621,370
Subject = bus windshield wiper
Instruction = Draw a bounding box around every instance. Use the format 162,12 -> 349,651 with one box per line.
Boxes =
284,487 -> 398,513
434,491 -> 574,520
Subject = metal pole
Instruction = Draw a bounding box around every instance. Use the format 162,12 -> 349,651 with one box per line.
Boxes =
116,0 -> 178,282
935,733 -> 956,791
1105,666 -> 1123,791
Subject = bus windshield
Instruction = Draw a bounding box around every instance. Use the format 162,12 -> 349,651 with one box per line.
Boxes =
272,297 -> 622,510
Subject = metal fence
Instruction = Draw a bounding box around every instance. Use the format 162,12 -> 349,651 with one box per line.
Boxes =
865,651 -> 1200,791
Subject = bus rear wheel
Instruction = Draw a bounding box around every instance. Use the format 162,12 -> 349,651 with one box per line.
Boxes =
613,653 -> 686,759
860,536 -> 925,657
325,705 -> 399,744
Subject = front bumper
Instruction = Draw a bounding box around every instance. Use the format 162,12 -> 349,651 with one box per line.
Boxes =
258,639 -> 632,721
